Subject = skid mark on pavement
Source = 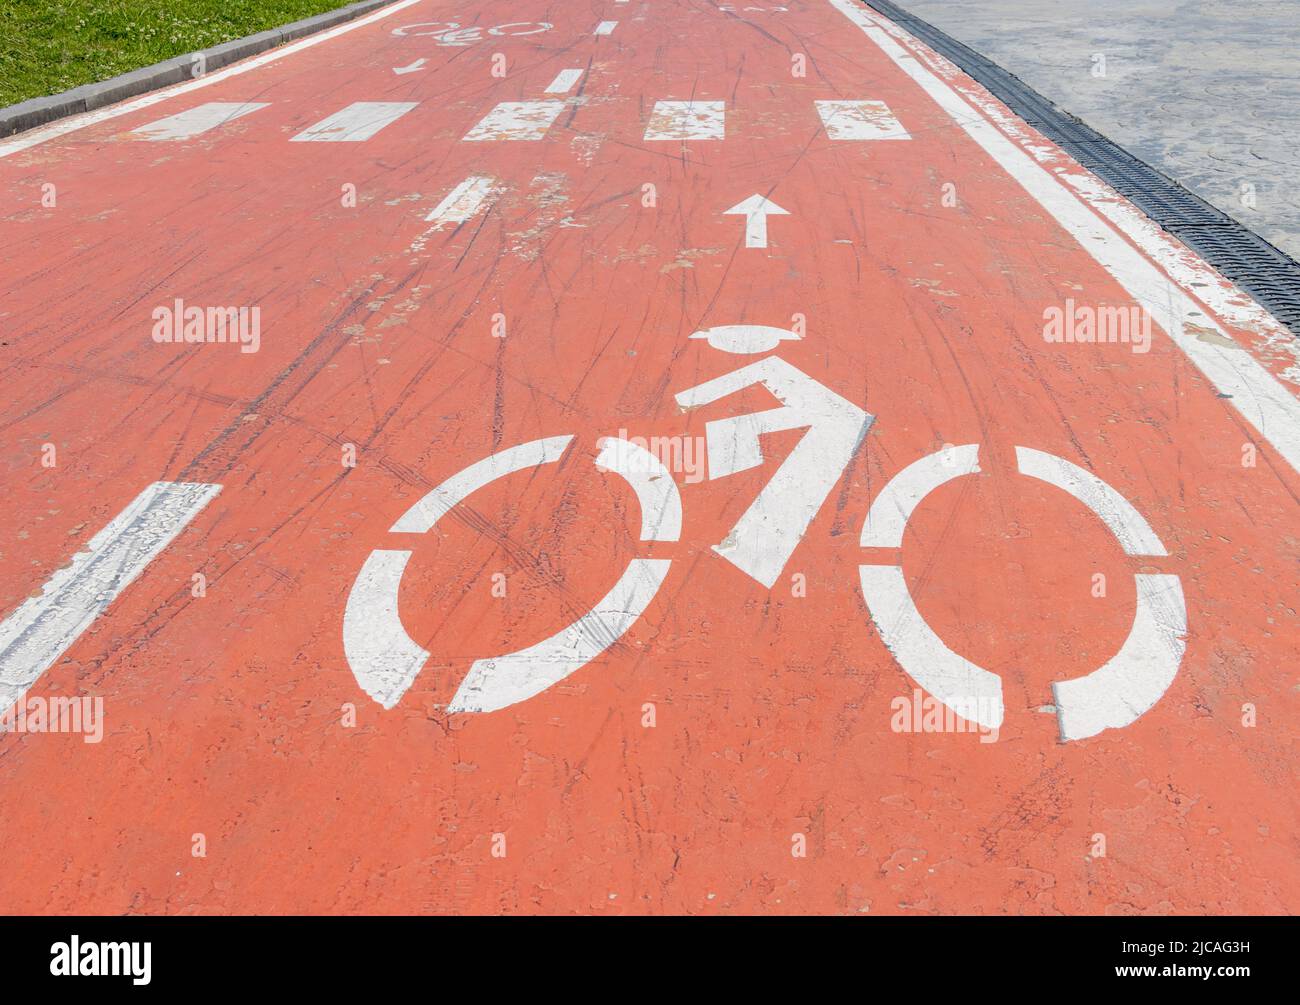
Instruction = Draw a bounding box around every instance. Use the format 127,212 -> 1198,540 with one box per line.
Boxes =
131,102 -> 270,140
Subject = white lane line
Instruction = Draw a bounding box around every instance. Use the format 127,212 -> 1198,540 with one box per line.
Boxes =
644,100 -> 724,140
0,0 -> 424,159
830,0 -> 1300,476
594,21 -> 619,35
0,482 -> 221,716
544,68 -> 585,94
290,101 -> 417,142
131,101 -> 268,140
424,175 -> 499,227
815,99 -> 909,140
463,100 -> 565,141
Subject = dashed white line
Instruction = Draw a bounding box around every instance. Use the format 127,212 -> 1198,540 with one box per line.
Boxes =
0,0 -> 425,158
425,175 -> 499,227
463,100 -> 565,141
131,101 -> 269,140
0,482 -> 221,718
815,99 -> 910,140
644,100 -> 725,140
291,101 -> 417,142
544,68 -> 585,94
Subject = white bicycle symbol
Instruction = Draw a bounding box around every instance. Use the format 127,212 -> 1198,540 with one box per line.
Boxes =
344,325 -> 1186,742
390,22 -> 553,46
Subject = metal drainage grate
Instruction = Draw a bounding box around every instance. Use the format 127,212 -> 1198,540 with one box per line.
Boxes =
865,0 -> 1300,337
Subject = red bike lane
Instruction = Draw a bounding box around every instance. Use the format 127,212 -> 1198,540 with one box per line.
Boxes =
0,0 -> 1296,913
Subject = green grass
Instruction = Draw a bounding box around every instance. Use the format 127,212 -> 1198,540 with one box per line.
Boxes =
0,0 -> 358,107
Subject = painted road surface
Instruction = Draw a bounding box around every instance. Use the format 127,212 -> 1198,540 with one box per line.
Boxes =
1,0 -> 1297,914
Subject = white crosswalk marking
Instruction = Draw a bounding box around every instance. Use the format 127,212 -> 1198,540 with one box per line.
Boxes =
425,175 -> 498,227
544,69 -> 585,94
0,482 -> 221,719
815,99 -> 910,140
131,102 -> 269,140
644,100 -> 725,140
463,101 -> 565,141
290,102 -> 417,142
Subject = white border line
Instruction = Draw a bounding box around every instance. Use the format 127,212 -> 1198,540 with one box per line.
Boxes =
0,482 -> 221,716
829,0 -> 1300,478
0,0 -> 423,159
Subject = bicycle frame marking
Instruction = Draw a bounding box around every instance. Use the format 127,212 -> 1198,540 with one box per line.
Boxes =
675,356 -> 874,589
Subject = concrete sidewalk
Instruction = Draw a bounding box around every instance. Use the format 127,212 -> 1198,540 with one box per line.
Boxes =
896,0 -> 1300,259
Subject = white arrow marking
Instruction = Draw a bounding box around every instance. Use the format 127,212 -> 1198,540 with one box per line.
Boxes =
392,58 -> 427,74
723,194 -> 790,249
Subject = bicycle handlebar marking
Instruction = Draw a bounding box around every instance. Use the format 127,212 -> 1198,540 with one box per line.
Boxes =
675,356 -> 874,588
